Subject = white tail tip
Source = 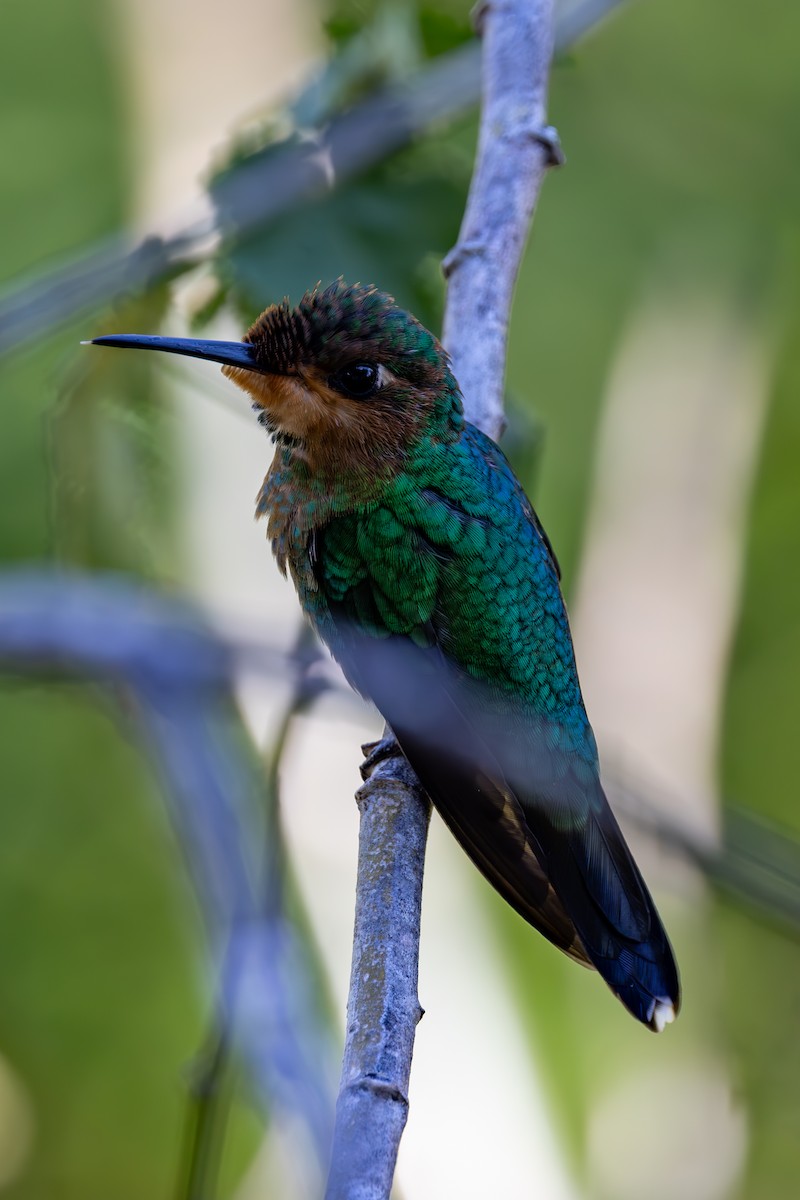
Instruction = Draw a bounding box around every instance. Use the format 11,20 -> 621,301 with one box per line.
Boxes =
652,999 -> 676,1033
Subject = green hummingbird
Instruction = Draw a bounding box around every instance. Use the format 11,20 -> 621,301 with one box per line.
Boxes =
89,280 -> 680,1031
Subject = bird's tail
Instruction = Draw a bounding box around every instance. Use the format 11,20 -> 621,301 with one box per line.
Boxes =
520,781 -> 681,1030
425,754 -> 680,1030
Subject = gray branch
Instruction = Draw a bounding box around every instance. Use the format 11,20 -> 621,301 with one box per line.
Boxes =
324,752 -> 430,1200
325,2 -> 560,1196
0,571 -> 334,1182
442,0 -> 558,437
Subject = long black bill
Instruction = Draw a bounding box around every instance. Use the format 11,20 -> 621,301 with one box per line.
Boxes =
85,334 -> 259,372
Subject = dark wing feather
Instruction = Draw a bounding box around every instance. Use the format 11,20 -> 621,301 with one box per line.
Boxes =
517,771 -> 680,1026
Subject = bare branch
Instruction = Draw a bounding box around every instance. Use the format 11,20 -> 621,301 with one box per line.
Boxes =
442,0 -> 559,436
325,750 -> 430,1200
326,2 -> 560,1195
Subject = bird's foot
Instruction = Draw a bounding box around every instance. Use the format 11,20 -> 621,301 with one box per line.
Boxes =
360,733 -> 403,780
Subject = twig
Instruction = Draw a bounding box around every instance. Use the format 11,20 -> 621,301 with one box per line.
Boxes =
0,1 -> 629,358
324,752 -> 430,1200
0,570 -> 334,1180
325,2 -> 559,1196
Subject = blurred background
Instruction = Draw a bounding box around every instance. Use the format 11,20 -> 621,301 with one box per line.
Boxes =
1,0 -> 799,1197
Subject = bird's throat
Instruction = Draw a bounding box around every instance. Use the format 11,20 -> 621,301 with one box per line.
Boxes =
222,365 -> 327,443
225,361 -> 423,485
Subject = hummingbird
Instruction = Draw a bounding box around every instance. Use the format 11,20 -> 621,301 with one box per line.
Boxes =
88,280 -> 680,1031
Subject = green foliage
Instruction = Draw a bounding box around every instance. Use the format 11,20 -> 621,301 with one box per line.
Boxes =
0,684 -> 204,1200
324,0 -> 472,62
720,275 -> 800,1200
722,286 -> 800,831
0,0 -> 127,561
217,136 -> 468,329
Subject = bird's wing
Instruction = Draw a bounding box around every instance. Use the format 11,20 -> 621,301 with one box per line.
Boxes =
312,439 -> 679,1028
313,511 -> 588,963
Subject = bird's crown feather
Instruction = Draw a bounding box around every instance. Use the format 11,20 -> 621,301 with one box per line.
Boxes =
243,279 -> 443,376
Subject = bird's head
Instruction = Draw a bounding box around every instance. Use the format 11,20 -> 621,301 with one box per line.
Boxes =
89,281 -> 464,478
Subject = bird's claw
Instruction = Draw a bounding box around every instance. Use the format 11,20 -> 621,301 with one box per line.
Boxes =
360,734 -> 403,780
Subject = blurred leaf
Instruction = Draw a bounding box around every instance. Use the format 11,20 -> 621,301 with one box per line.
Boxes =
305,3 -> 426,121
722,281 -> 800,834
213,128 -> 471,328
0,0 -> 129,564
719,265 -> 800,1200
0,682 -> 205,1200
220,154 -> 465,327
50,286 -> 178,579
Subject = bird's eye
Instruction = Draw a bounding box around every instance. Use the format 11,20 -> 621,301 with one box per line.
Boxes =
331,362 -> 380,399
